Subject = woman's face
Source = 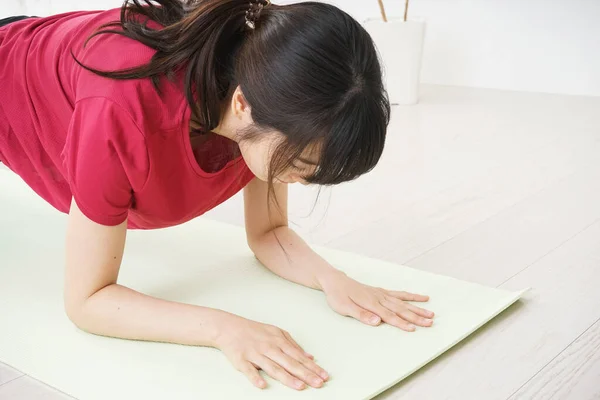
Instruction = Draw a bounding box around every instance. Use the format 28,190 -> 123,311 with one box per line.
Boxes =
238,132 -> 318,185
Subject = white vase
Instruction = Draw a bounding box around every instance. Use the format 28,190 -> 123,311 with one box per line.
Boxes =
363,17 -> 426,105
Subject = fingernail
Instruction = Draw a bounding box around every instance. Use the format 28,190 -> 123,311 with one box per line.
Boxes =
370,316 -> 380,324
409,324 -> 416,330
305,352 -> 314,359
320,371 -> 329,380
257,379 -> 266,388
295,380 -> 305,389
312,377 -> 323,386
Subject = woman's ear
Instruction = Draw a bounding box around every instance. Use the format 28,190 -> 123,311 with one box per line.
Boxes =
232,85 -> 251,120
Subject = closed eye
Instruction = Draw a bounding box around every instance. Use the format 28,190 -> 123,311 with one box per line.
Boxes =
291,163 -> 314,181
297,157 -> 318,166
291,162 -> 308,172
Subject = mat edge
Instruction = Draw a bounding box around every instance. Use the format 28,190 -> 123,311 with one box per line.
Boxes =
365,288 -> 530,400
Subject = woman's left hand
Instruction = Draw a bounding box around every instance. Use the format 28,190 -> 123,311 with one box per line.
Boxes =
321,272 -> 435,331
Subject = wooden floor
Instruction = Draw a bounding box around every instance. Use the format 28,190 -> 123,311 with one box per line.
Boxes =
1,84 -> 599,399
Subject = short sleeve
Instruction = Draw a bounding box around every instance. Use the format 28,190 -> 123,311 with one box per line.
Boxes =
63,97 -> 149,226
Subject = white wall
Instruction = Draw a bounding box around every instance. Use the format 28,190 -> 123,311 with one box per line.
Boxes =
4,0 -> 600,97
335,0 -> 600,97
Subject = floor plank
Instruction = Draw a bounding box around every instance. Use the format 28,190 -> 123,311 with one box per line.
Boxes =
0,362 -> 23,386
509,318 -> 600,400
327,130 -> 600,263
0,376 -> 74,400
404,167 -> 600,286
377,220 -> 600,399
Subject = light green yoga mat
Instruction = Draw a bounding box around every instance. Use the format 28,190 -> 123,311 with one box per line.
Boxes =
0,169 -> 526,399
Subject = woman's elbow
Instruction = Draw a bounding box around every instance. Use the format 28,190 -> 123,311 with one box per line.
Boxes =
64,297 -> 84,328
63,292 -> 94,332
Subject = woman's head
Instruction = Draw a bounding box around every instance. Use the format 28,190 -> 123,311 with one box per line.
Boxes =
222,1 -> 390,187
209,85 -> 318,185
79,0 -> 390,188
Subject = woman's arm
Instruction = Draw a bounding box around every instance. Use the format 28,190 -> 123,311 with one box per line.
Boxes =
63,199 -> 228,346
64,198 -> 328,390
244,178 -> 343,291
244,178 -> 435,331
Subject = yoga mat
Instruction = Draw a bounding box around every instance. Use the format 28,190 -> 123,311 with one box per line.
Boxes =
0,169 -> 526,399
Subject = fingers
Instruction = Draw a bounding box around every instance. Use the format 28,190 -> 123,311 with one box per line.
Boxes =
255,355 -> 308,390
386,290 -> 429,302
240,331 -> 328,391
342,293 -> 434,332
369,302 -> 417,332
405,302 -> 435,319
384,290 -> 435,319
223,320 -> 324,391
266,349 -> 325,388
236,361 -> 267,389
381,297 -> 433,328
341,300 -> 382,326
400,309 -> 434,327
281,343 -> 329,381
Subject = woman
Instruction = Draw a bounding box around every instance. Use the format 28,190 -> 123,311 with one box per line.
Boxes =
0,0 -> 434,390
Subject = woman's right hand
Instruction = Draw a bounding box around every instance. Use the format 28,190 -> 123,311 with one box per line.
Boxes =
215,314 -> 329,390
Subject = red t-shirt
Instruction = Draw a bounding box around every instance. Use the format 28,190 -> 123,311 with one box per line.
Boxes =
0,10 -> 255,229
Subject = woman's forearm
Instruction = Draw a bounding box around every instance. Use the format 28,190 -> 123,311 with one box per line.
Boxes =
248,226 -> 345,291
69,283 -> 229,347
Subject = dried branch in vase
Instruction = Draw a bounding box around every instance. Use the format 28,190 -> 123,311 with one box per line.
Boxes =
377,0 -> 388,22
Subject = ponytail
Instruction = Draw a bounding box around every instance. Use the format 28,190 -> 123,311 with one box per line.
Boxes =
75,0 -> 268,130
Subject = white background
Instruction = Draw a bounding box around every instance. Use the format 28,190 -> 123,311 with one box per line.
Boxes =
3,0 -> 600,97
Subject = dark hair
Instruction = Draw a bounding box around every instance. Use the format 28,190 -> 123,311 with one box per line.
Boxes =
77,0 -> 390,195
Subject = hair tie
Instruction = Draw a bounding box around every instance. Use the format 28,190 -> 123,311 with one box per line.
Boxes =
245,0 -> 271,30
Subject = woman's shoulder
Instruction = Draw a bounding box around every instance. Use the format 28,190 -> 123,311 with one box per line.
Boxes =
75,75 -> 188,136
72,9 -> 187,134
